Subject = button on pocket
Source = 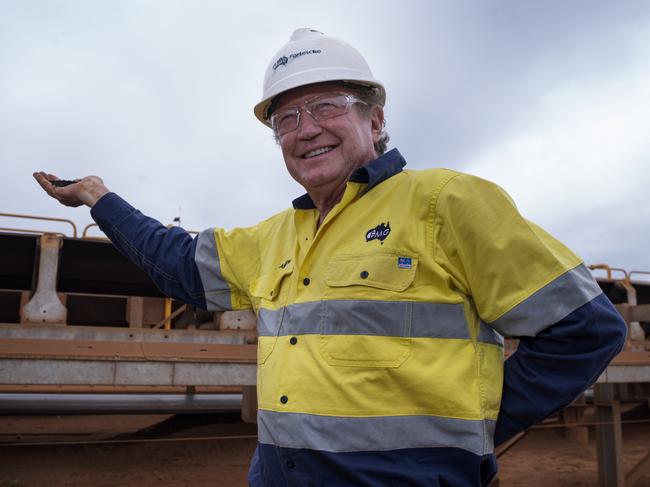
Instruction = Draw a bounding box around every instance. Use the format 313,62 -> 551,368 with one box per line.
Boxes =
324,252 -> 417,293
250,263 -> 293,364
320,252 -> 416,368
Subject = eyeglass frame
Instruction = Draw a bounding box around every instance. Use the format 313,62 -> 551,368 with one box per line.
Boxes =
270,92 -> 368,137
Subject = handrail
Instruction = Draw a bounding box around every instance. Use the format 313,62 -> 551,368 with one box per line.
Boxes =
0,212 -> 78,238
588,264 -> 629,281
629,270 -> 650,282
0,227 -> 67,238
81,223 -> 98,238
81,223 -> 108,240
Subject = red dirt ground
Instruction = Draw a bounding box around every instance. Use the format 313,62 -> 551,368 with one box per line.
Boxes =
0,412 -> 648,486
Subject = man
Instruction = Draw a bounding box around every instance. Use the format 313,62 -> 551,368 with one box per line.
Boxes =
35,28 -> 626,486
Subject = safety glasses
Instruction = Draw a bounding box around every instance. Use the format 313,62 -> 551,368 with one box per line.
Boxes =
270,93 -> 367,136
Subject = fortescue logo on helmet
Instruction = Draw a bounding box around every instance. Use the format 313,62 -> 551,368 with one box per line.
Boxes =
254,28 -> 385,127
272,56 -> 288,70
272,49 -> 322,71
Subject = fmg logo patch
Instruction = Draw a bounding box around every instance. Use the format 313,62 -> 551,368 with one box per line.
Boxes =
365,222 -> 391,242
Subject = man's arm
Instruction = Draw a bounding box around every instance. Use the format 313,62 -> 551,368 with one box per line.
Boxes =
494,293 -> 626,445
33,172 -> 226,310
89,192 -> 211,309
433,173 -> 628,446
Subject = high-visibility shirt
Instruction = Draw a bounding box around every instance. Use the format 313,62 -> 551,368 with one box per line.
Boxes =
92,148 -> 626,486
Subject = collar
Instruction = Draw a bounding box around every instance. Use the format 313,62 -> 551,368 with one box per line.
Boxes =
292,148 -> 407,210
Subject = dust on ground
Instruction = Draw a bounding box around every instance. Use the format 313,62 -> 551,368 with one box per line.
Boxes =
0,408 -> 649,487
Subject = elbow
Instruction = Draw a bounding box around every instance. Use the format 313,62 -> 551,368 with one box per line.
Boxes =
598,296 -> 628,359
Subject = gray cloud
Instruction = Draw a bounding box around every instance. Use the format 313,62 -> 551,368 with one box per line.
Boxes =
1,0 -> 649,274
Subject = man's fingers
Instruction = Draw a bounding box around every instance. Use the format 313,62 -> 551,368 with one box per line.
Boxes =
33,171 -> 74,202
34,172 -> 107,207
33,172 -> 55,195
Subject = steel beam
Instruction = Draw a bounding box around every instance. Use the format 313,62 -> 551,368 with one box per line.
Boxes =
0,392 -> 243,414
0,358 -> 255,386
596,351 -> 650,384
595,384 -> 625,487
21,234 -> 67,324
0,323 -> 250,345
626,451 -> 650,486
0,338 -> 257,387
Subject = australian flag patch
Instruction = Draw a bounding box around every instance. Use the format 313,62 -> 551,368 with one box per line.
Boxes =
397,257 -> 412,269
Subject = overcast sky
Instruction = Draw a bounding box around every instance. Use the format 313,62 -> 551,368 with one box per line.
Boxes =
1,1 -> 649,278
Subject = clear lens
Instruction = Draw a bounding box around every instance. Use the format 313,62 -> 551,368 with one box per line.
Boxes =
271,93 -> 363,136
272,111 -> 299,136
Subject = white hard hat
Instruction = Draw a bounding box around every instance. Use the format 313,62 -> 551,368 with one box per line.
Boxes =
254,28 -> 385,127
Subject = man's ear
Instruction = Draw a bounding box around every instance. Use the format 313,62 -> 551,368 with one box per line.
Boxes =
369,106 -> 384,143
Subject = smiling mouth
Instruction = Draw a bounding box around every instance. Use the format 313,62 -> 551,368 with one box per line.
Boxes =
303,146 -> 336,159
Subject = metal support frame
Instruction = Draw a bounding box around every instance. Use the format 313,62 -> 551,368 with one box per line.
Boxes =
0,338 -> 257,386
560,395 -> 589,444
594,383 -> 650,487
595,384 -> 625,486
241,385 -> 258,423
0,336 -> 257,420
617,279 -> 645,346
20,234 -> 67,324
627,452 -> 650,487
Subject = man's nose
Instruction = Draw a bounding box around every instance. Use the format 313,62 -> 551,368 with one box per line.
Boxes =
296,110 -> 322,139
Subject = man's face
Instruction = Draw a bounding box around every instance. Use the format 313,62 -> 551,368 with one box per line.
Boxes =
273,83 -> 383,196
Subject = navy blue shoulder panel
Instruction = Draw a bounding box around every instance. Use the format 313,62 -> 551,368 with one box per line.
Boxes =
90,192 -> 207,309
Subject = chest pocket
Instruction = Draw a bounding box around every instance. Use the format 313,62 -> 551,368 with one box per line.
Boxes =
320,252 -> 417,368
249,262 -> 293,364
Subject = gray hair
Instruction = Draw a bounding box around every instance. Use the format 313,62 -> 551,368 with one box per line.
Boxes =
271,82 -> 390,156
345,83 -> 389,156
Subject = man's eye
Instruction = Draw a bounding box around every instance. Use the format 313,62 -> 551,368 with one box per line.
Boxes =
275,113 -> 297,130
311,101 -> 339,117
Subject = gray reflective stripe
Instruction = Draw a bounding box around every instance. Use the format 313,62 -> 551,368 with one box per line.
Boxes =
490,263 -> 603,337
258,300 -> 503,345
479,321 -> 505,346
194,228 -> 232,311
258,410 -> 495,455
258,306 -> 284,337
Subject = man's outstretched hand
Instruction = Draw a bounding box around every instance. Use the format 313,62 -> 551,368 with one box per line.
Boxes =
33,172 -> 110,208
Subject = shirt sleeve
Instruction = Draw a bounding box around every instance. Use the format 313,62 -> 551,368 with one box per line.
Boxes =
494,293 -> 626,445
434,173 -> 627,443
434,173 -> 602,332
90,192 -> 255,311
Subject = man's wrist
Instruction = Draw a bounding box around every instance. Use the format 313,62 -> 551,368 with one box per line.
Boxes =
84,183 -> 110,207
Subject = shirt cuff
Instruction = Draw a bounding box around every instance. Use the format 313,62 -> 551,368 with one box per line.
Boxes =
90,192 -> 136,231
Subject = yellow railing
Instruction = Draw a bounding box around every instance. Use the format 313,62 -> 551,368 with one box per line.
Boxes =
588,264 -> 629,281
0,212 -> 78,238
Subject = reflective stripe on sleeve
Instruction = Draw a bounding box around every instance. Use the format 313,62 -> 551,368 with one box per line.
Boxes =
258,410 -> 495,456
194,228 -> 232,311
489,263 -> 602,337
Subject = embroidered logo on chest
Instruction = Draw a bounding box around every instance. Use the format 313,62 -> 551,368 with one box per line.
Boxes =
365,222 -> 391,242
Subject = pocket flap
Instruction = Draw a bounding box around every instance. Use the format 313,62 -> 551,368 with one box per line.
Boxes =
249,262 -> 293,300
324,252 -> 417,292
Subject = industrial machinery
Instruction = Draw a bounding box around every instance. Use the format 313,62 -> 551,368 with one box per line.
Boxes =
0,213 -> 257,421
